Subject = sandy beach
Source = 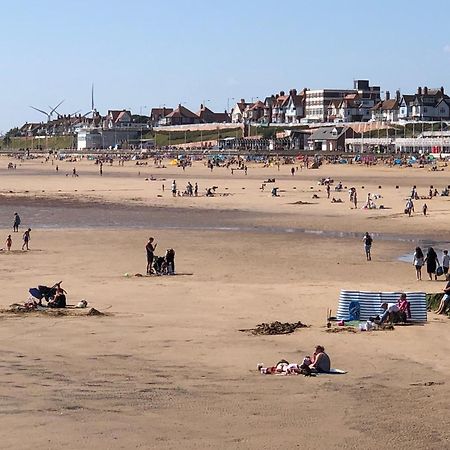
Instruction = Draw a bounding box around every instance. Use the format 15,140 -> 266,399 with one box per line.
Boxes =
0,156 -> 449,449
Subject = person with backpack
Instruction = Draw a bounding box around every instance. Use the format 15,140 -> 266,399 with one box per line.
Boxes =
363,232 -> 373,261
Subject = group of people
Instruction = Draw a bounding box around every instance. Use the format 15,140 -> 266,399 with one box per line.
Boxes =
4,213 -> 31,251
146,237 -> 175,275
170,180 -> 199,197
413,247 -> 449,281
258,345 -> 331,376
378,293 -> 411,324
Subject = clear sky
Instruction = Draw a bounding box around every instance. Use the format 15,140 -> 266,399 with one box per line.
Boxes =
1,0 -> 450,132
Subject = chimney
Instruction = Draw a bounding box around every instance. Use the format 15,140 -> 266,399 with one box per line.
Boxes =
292,89 -> 297,96
240,99 -> 245,104
385,91 -> 390,101
396,90 -> 401,102
280,91 -> 285,96
441,86 -> 445,94
200,104 -> 204,109
424,86 -> 428,95
417,86 -> 422,95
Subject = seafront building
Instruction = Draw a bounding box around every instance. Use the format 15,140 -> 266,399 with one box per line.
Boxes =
9,79 -> 450,152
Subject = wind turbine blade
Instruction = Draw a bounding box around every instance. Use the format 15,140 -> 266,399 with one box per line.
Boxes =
30,106 -> 49,116
50,100 -> 65,115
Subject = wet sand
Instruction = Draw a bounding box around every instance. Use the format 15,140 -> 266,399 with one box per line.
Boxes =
0,157 -> 449,449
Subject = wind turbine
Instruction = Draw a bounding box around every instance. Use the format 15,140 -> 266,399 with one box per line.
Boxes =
29,100 -> 64,122
82,84 -> 96,117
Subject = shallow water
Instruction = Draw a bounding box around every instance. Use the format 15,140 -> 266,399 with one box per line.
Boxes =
1,198 -> 449,250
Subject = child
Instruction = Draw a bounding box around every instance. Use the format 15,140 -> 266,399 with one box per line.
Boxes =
422,203 -> 428,216
443,250 -> 450,275
6,235 -> 12,251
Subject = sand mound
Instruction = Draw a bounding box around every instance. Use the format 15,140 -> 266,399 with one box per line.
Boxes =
240,321 -> 307,335
1,304 -> 108,317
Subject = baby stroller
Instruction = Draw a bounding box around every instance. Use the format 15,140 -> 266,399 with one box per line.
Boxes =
153,256 -> 167,275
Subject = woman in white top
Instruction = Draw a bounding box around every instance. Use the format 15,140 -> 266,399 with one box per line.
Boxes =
413,246 -> 424,280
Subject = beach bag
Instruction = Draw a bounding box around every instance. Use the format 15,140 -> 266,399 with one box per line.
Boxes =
349,301 -> 361,321
436,266 -> 444,276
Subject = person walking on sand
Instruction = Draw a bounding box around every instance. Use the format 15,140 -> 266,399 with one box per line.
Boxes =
146,237 -> 157,275
413,247 -> 424,280
443,250 -> 449,275
363,232 -> 373,261
171,180 -> 177,197
422,203 -> 428,216
326,183 -> 331,199
194,182 -> 198,197
22,228 -> 31,251
424,247 -> 439,281
6,235 -> 12,251
13,212 -> 21,232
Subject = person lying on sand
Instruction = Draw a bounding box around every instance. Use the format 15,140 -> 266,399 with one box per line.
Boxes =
258,346 -> 331,375
257,360 -> 306,375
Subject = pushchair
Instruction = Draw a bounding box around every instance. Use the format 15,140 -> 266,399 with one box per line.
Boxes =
153,256 -> 167,275
152,249 -> 176,275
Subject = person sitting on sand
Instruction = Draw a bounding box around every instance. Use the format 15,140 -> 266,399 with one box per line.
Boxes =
308,345 -> 331,373
436,274 -> 450,314
48,287 -> 66,308
379,302 -> 406,324
397,293 -> 411,320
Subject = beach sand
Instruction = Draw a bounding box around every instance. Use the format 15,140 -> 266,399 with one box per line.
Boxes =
0,157 -> 449,449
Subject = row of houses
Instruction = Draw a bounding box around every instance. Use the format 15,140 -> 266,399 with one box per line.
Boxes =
19,109 -> 146,137
17,81 -> 450,142
229,81 -> 450,125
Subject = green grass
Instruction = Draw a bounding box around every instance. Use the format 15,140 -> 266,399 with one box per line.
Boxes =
145,128 -> 243,146
248,125 -> 309,139
0,135 -> 75,150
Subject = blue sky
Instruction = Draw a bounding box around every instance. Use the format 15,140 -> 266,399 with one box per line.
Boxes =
1,0 -> 450,131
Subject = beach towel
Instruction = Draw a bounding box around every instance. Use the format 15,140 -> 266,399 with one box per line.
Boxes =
316,368 -> 347,375
348,301 -> 360,321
